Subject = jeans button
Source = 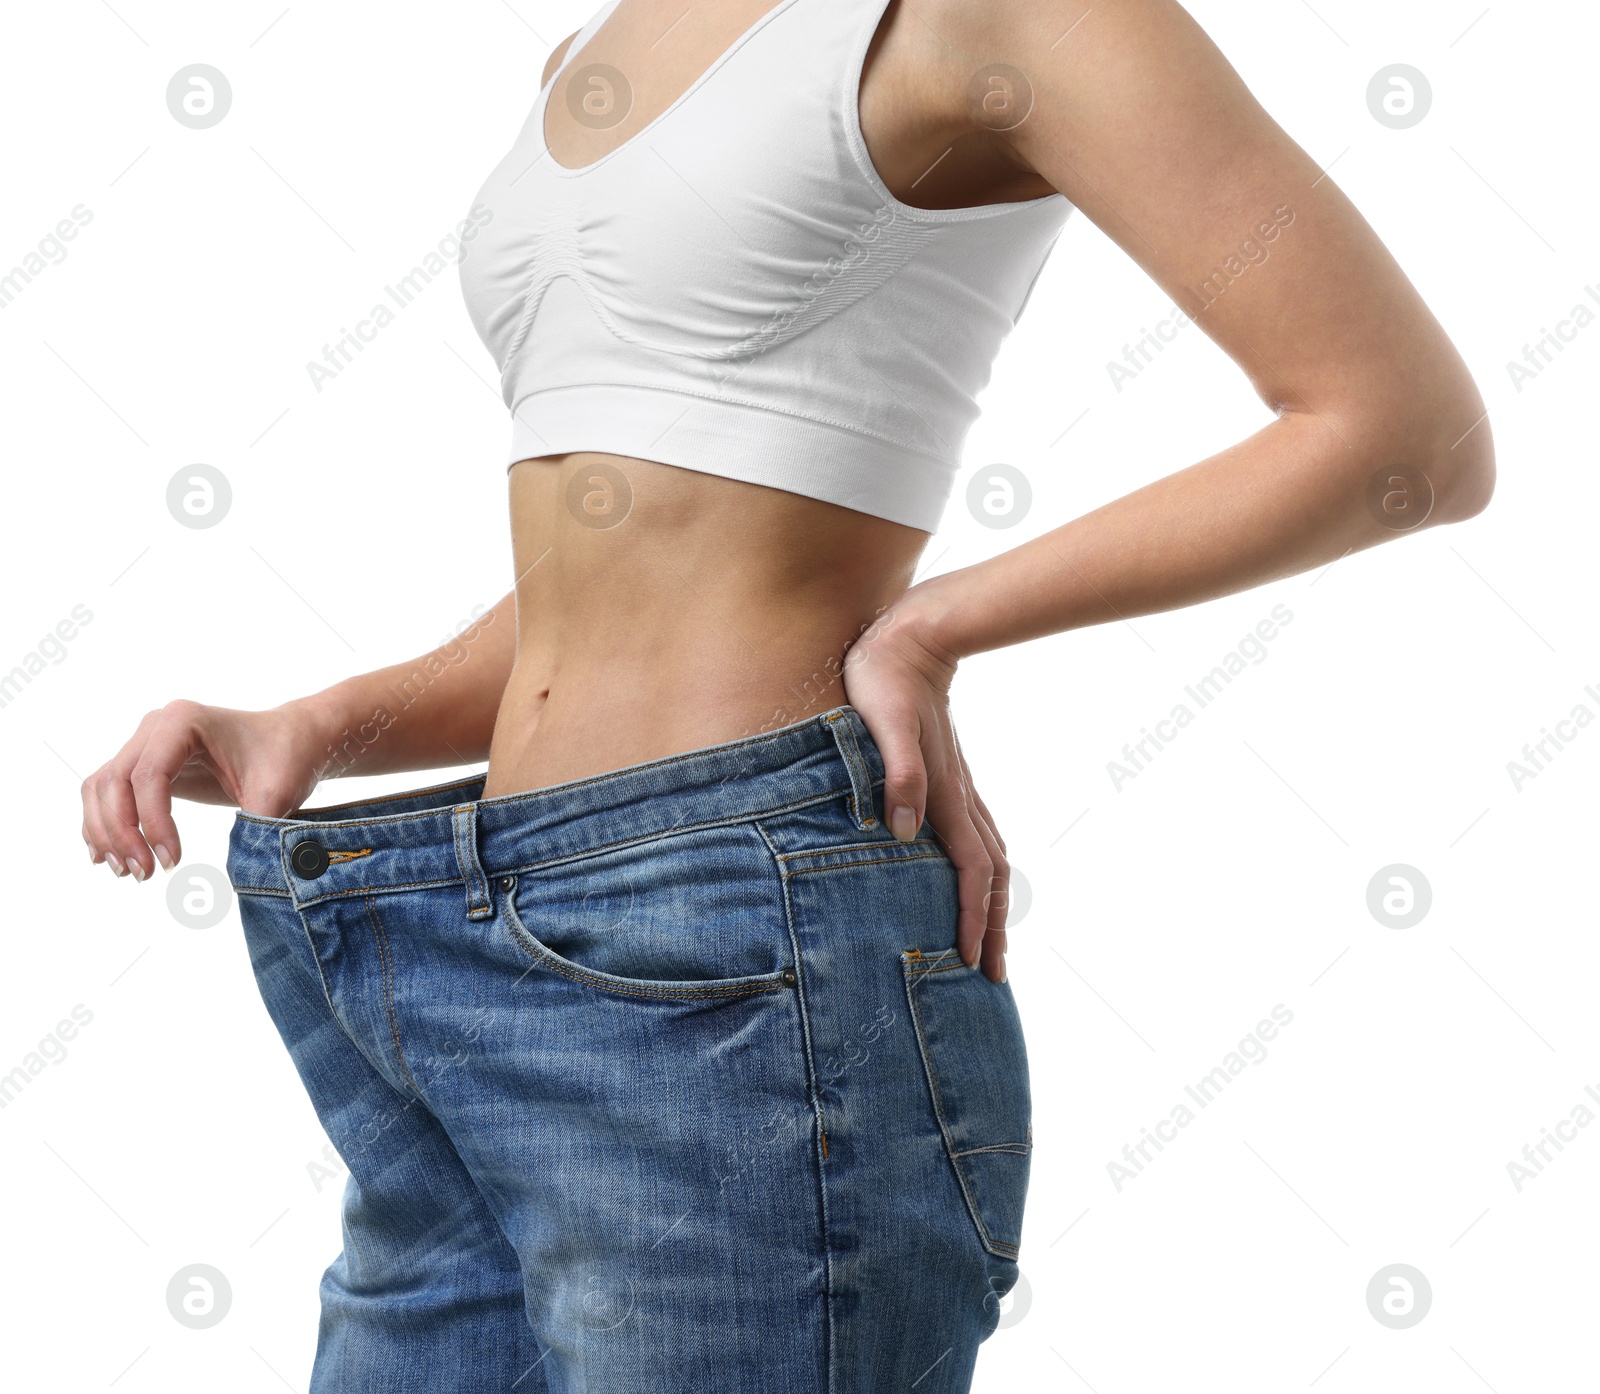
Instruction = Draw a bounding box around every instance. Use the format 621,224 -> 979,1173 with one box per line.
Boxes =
290,839 -> 330,879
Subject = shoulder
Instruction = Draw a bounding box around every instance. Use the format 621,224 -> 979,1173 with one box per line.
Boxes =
912,0 -> 1208,93
541,30 -> 580,87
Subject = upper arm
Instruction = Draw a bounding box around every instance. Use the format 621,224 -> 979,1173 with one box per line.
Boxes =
977,0 -> 1491,477
542,30 -> 580,87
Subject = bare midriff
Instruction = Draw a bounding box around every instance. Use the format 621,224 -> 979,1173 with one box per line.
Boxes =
479,453 -> 929,798
477,0 -> 1064,798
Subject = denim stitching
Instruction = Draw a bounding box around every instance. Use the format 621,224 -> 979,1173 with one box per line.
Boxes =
284,785 -> 884,906
236,772 -> 487,824
900,950 -> 1021,1260
501,893 -> 789,1002
365,893 -> 424,1099
254,783 -> 864,853
785,851 -> 949,880
752,817 -> 837,1394
775,837 -> 940,862
452,805 -> 491,917
235,708 -> 862,829
823,711 -> 877,830
285,899 -> 413,1102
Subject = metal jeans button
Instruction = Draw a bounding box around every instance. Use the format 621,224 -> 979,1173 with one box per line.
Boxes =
290,839 -> 330,879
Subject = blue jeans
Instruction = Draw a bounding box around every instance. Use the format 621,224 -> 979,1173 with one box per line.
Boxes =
227,705 -> 1031,1392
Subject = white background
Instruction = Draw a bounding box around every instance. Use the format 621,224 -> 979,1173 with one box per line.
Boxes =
1,0 -> 1592,1389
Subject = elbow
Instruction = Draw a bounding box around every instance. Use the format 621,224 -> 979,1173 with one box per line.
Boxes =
1360,381 -> 1496,532
1429,410 -> 1496,525
1418,353 -> 1497,525
1444,456 -> 1495,522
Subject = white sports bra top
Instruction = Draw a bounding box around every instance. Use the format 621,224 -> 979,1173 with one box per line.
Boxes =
459,0 -> 1072,531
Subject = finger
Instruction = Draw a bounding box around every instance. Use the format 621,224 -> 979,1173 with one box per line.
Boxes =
957,765 -> 1010,982
82,710 -> 162,877
959,750 -> 1006,855
81,770 -> 119,873
952,738 -> 1009,982
949,720 -> 1007,871
862,704 -> 929,841
84,764 -> 154,880
921,772 -> 993,972
967,800 -> 1010,981
129,705 -> 205,873
952,740 -> 1008,921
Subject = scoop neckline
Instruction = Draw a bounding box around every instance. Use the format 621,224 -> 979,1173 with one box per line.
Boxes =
537,0 -> 801,178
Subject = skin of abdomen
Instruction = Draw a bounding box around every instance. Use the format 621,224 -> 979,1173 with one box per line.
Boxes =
479,451 -> 927,798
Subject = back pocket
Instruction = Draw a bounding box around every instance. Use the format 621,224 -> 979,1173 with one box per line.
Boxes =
900,947 -> 1032,1260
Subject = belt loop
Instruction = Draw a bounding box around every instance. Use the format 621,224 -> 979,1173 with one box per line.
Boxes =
824,709 -> 878,832
452,803 -> 494,921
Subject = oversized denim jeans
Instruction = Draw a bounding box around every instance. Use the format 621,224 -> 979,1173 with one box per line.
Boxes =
226,705 -> 1031,1392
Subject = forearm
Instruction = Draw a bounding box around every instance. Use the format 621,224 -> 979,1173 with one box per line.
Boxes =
279,591 -> 518,780
904,406 -> 1494,660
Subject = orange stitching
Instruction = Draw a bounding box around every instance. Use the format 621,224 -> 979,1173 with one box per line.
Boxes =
365,894 -> 423,1098
326,847 -> 373,864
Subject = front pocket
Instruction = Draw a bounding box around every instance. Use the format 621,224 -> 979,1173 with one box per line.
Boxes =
901,947 -> 1032,1260
501,875 -> 794,1004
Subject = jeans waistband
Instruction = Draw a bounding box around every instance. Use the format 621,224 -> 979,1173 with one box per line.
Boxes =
226,704 -> 884,912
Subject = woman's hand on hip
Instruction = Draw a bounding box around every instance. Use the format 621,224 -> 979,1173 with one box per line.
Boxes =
841,596 -> 1009,983
81,700 -> 330,880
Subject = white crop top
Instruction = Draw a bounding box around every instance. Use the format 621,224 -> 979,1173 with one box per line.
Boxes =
459,0 -> 1072,532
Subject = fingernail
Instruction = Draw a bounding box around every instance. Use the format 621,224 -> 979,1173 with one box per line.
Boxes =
153,844 -> 175,872
106,852 -> 127,877
88,847 -> 98,864
129,861 -> 147,882
890,805 -> 918,841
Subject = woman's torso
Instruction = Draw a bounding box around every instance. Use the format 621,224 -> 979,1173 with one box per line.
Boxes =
480,0 -> 1058,798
